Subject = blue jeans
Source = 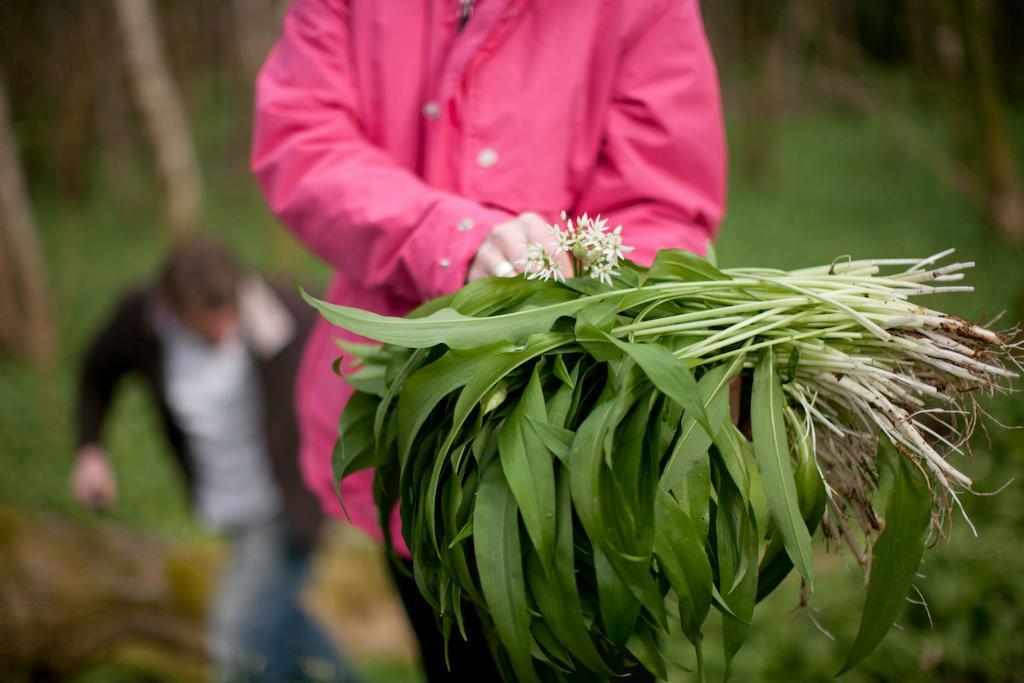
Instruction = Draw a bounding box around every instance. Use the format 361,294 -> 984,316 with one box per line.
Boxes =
209,515 -> 361,682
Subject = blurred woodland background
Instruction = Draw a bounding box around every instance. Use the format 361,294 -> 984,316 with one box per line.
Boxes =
1,1 -> 1023,681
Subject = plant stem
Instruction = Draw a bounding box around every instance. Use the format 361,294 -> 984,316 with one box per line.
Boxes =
695,636 -> 706,683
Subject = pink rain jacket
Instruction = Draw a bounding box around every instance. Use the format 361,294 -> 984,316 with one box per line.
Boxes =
252,0 -> 726,554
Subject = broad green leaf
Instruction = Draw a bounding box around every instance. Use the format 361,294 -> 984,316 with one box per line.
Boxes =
643,248 -> 728,284
449,274 -> 550,315
714,424 -> 750,502
604,397 -> 661,617
397,342 -> 510,467
705,241 -> 718,267
658,355 -> 744,544
447,519 -> 473,548
569,400 -> 617,550
525,416 -> 574,463
626,624 -> 668,681
333,337 -> 391,363
598,472 -> 665,630
373,347 -> 428,445
755,410 -> 828,601
424,440 -> 472,555
552,354 -> 575,388
499,365 -> 556,572
474,463 -> 539,683
331,390 -> 379,517
439,333 -> 573,460
716,473 -> 759,674
723,424 -> 770,537
339,362 -> 388,396
525,471 -> 613,675
304,286 -> 621,349
751,347 -> 815,588
611,393 -> 658,500
654,490 -> 712,644
530,620 -> 574,672
604,334 -> 712,436
546,359 -> 580,426
569,370 -> 666,627
838,442 -> 932,675
593,546 -> 642,647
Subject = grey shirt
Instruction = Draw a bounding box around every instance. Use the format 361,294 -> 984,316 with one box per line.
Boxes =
159,313 -> 282,529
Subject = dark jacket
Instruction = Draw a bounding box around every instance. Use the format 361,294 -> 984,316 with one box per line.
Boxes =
76,277 -> 323,550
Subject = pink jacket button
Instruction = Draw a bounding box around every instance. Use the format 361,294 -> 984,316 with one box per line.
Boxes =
422,101 -> 440,119
476,148 -> 498,168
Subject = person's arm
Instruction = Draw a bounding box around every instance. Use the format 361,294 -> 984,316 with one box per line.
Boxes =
574,0 -> 727,265
71,293 -> 143,509
251,0 -> 513,302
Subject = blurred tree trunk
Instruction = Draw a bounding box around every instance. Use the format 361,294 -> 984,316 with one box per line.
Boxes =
47,3 -> 101,203
736,0 -> 789,182
932,0 -> 1024,243
113,0 -> 202,240
0,505 -> 212,681
228,0 -> 286,171
231,0 -> 286,88
0,70 -> 55,368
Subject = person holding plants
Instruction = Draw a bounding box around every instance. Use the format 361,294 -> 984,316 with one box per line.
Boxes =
252,0 -> 726,679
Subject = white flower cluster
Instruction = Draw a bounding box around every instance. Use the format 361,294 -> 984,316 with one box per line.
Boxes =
518,212 -> 634,285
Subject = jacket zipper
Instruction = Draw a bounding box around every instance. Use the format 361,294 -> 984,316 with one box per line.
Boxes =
457,0 -> 473,32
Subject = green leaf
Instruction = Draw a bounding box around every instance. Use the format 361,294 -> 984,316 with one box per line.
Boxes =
658,353 -> 745,534
304,286 -> 618,349
331,390 -> 380,517
525,471 -> 613,675
546,359 -> 580,426
654,490 -> 713,644
569,399 -> 617,551
449,274 -> 551,315
474,462 -> 539,683
552,354 -> 575,387
714,424 -> 751,510
530,620 -> 574,672
604,335 -> 712,436
593,546 -> 642,647
642,248 -> 728,284
373,347 -> 428,447
437,332 -> 572,463
397,342 -> 511,467
755,409 -> 828,602
568,371 -> 666,628
626,624 -> 668,681
837,442 -> 932,675
341,364 -> 388,397
499,365 -> 556,573
716,473 -> 759,674
751,347 -> 815,589
525,416 -> 574,463
723,424 -> 770,538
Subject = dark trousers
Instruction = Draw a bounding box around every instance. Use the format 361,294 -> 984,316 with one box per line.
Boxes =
389,560 -> 657,682
389,560 -> 502,681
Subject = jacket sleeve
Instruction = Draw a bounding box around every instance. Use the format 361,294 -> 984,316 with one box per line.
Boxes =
76,293 -> 143,449
574,0 -> 727,265
251,0 -> 511,303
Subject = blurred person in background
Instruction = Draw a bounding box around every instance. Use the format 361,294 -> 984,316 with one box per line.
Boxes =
69,236 -> 362,683
252,0 -> 725,679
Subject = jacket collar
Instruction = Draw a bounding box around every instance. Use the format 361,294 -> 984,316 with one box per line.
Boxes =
435,0 -> 526,106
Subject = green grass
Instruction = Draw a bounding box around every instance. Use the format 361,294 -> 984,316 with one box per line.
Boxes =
1,107 -> 1022,682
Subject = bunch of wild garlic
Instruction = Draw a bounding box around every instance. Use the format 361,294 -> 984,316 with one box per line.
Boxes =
305,216 -> 1017,682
